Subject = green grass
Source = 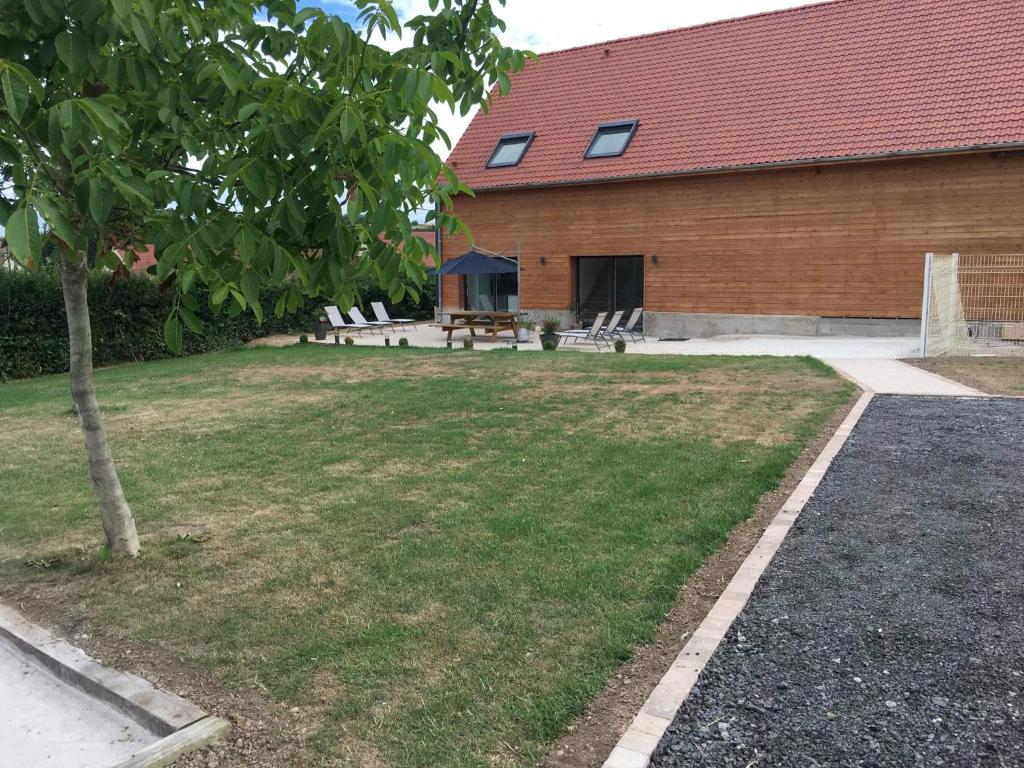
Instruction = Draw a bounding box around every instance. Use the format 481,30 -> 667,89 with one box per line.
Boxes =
0,346 -> 852,767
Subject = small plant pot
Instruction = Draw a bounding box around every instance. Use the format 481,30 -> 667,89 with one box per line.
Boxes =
539,333 -> 557,349
314,322 -> 329,341
517,327 -> 531,342
463,337 -> 474,350
614,338 -> 627,353
398,337 -> 409,348
298,333 -> 309,344
344,335 -> 355,346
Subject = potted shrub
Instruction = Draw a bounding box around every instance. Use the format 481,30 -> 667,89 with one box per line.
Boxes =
614,337 -> 627,353
314,315 -> 329,341
539,317 -> 560,349
463,336 -> 474,350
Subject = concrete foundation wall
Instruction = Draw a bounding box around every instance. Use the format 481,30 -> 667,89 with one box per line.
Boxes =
644,311 -> 920,339
441,306 -> 919,339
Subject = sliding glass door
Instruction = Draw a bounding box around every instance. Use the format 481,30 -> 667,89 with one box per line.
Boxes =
575,256 -> 643,323
464,272 -> 519,311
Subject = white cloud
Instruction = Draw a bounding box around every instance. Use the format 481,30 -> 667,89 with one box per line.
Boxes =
384,0 -> 825,157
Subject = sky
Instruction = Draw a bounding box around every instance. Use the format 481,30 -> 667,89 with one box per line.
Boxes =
307,0 -> 827,157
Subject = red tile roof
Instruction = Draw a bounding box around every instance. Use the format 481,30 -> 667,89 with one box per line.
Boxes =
447,0 -> 1024,190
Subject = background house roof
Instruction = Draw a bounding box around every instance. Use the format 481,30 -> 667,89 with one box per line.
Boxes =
446,0 -> 1024,190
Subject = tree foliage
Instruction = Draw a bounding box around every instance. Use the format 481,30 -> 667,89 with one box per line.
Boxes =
0,0 -> 526,348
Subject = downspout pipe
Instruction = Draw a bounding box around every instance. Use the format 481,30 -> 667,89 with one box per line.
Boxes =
434,199 -> 442,321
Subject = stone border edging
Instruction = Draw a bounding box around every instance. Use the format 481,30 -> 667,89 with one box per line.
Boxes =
601,391 -> 875,768
0,602 -> 217,739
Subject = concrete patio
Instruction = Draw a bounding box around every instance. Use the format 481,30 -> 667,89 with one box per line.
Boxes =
258,324 -> 984,396
271,323 -> 920,359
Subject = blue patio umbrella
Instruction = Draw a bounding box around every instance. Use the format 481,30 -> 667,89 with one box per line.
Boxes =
431,249 -> 519,275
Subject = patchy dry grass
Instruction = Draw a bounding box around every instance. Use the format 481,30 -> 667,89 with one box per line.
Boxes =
905,356 -> 1024,396
0,346 -> 851,767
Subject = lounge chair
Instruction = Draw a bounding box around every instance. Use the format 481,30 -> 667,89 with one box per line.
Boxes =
348,306 -> 394,334
555,311 -> 613,350
324,305 -> 373,341
613,308 -> 645,342
371,301 -> 416,331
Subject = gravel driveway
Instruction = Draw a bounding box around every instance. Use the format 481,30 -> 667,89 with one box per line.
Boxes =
651,396 -> 1024,768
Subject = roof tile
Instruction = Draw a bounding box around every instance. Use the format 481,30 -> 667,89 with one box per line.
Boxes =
447,0 -> 1024,189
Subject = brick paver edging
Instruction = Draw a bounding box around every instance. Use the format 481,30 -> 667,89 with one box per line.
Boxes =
602,391 -> 875,768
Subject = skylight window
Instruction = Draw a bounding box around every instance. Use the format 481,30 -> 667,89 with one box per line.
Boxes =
585,120 -> 639,159
486,132 -> 535,168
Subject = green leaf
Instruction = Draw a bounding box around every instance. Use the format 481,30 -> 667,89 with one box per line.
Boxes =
0,135 -> 19,165
87,176 -> 114,225
237,102 -> 260,121
110,174 -> 153,207
339,106 -> 362,143
178,305 -> 203,333
164,313 -> 183,352
5,205 -> 41,266
24,0 -> 62,24
55,31 -> 89,73
218,64 -> 242,95
130,14 -> 156,52
1,67 -> 30,124
157,242 -> 184,281
33,196 -> 78,249
240,269 -> 260,308
496,71 -> 511,96
211,282 -> 229,307
179,266 -> 197,293
236,159 -> 269,201
236,227 -> 256,264
77,98 -> 125,136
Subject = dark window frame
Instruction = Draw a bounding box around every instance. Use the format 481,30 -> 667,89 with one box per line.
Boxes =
584,119 -> 639,159
485,131 -> 536,168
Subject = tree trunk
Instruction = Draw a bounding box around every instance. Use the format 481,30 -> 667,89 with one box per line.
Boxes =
60,256 -> 141,557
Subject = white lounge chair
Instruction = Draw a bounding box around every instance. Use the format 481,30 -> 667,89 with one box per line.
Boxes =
555,311 -> 613,350
348,306 -> 394,334
324,305 -> 373,341
613,308 -> 645,343
371,301 -> 416,331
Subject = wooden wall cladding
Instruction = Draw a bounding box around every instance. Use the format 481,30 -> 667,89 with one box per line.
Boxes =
440,152 -> 1024,318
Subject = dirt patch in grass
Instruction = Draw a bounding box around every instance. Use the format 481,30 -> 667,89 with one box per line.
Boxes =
537,392 -> 861,768
904,356 -> 1024,396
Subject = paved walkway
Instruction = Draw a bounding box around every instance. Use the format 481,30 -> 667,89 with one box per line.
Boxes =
0,637 -> 158,767
650,396 -> 1024,767
822,357 -> 986,396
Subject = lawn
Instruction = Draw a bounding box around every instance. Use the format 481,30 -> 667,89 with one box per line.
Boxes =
905,356 -> 1024,396
0,346 -> 852,767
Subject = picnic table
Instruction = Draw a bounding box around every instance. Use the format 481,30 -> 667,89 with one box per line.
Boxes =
437,310 -> 522,343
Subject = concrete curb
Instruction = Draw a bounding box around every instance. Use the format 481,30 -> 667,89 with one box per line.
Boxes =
601,391 -> 875,768
0,602 -> 228,760
112,716 -> 232,768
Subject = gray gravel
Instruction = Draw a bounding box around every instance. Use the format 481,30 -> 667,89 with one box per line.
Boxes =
651,396 -> 1024,768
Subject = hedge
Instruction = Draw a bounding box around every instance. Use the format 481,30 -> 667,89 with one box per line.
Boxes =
0,268 -> 436,381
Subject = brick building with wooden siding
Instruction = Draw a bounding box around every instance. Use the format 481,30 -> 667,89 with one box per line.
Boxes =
439,0 -> 1024,337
